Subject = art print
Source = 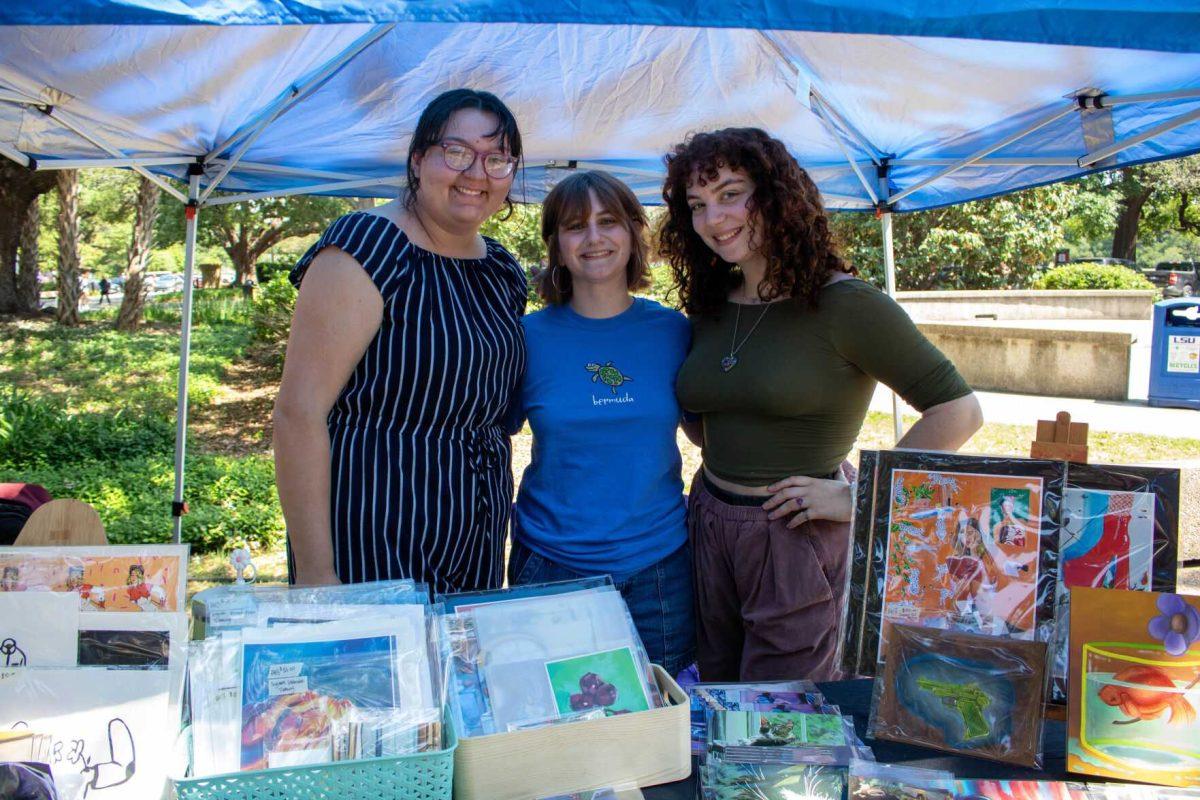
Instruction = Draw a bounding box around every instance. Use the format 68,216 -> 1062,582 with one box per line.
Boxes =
705,763 -> 845,800
709,710 -> 847,748
0,546 -> 187,612
1067,587 -> 1200,787
879,469 -> 1043,659
545,646 -> 651,717
849,774 -> 953,800
0,592 -> 80,667
951,780 -> 1089,799
872,624 -> 1047,767
0,666 -> 176,800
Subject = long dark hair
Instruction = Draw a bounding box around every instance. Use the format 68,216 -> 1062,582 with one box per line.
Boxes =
659,127 -> 851,317
404,88 -> 522,217
536,171 -> 651,305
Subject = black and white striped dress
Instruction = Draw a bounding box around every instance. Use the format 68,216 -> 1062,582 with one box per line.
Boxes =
289,211 -> 527,593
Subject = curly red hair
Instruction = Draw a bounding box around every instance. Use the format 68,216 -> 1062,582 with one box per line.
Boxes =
659,127 -> 851,317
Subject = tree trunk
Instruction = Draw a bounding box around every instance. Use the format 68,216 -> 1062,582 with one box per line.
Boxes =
55,170 -> 82,325
16,198 -> 41,313
1111,186 -> 1154,262
352,197 -> 376,210
0,160 -> 55,314
116,176 -> 161,331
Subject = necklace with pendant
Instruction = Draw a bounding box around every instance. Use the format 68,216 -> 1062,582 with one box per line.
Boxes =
721,301 -> 771,372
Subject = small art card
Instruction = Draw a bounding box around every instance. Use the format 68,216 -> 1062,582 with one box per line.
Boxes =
871,623 -> 1048,767
0,592 -> 80,667
951,779 -> 1089,799
0,545 -> 188,612
709,710 -> 848,748
706,763 -> 845,800
545,646 -> 652,717
1067,587 -> 1200,788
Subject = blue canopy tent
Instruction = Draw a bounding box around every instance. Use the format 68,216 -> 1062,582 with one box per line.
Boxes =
1,1 -> 1198,541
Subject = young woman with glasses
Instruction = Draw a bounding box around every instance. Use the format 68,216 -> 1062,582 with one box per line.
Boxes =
274,89 -> 528,593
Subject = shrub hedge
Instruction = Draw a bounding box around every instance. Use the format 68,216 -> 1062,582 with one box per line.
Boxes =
1032,263 -> 1155,290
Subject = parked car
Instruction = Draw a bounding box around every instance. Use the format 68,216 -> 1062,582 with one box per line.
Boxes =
1071,257 -> 1139,269
1142,261 -> 1198,297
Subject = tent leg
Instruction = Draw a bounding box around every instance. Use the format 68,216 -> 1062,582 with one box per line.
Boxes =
880,211 -> 904,443
172,172 -> 202,544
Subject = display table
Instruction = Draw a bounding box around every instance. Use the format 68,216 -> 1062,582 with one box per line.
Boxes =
643,678 -> 1069,799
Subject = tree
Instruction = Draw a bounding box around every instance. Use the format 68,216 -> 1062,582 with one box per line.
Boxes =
480,203 -> 545,267
831,184 -> 1075,290
116,176 -> 161,331
160,195 -> 352,284
1109,167 -> 1157,262
0,159 -> 56,314
16,197 -> 41,312
55,170 -> 82,325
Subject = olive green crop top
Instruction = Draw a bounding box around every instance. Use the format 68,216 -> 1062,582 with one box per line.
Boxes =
674,279 -> 971,484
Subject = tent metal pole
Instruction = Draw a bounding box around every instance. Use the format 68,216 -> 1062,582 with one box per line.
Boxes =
1078,105 -> 1200,167
888,102 -> 1078,205
34,155 -> 195,170
209,159 -> 369,181
810,98 -> 879,205
36,106 -> 187,203
880,210 -> 903,442
892,156 -> 1078,167
172,170 -> 202,545
203,176 -> 401,206
200,24 -> 395,201
809,89 -> 883,166
0,141 -> 30,167
1097,87 -> 1200,107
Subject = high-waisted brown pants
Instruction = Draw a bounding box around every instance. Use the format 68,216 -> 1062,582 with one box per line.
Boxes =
688,469 -> 852,682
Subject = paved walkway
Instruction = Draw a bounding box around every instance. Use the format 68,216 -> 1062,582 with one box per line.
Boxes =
870,382 -> 1198,438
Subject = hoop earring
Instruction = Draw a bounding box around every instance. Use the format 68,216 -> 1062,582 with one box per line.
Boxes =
551,264 -> 564,294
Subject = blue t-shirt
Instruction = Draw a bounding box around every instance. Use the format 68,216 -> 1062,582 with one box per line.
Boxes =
510,297 -> 690,577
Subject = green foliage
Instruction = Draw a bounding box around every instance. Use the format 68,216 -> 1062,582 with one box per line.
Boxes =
251,274 -> 298,347
832,184 -> 1076,290
1032,263 -> 1155,290
3,453 -> 282,551
481,203 -> 545,266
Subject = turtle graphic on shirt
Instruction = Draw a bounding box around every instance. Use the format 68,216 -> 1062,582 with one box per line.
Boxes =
586,361 -> 633,394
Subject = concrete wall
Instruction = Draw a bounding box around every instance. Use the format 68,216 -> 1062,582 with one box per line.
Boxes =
898,290 -> 1156,321
918,323 -> 1132,401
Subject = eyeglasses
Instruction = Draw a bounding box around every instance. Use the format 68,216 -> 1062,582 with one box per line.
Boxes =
437,141 -> 518,179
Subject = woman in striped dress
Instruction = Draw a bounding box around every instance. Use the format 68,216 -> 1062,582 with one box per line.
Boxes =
273,89 -> 527,593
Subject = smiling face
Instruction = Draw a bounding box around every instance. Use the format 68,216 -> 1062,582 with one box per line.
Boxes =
556,189 -> 633,292
410,108 -> 514,235
685,165 -> 764,272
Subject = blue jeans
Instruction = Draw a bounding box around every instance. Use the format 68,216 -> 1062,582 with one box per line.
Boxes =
506,538 -> 697,677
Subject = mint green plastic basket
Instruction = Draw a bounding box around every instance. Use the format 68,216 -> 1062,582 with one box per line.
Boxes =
172,720 -> 456,800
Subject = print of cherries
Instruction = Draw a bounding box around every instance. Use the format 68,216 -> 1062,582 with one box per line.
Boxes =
569,672 -> 619,710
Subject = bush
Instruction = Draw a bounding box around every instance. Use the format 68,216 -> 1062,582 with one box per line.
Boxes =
1033,263 -> 1155,290
251,274 -> 298,346
0,453 -> 284,552
0,389 -> 174,466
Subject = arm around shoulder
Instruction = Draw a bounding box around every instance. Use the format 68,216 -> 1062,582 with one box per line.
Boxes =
273,247 -> 384,585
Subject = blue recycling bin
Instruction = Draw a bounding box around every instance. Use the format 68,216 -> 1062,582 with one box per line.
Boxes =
1148,298 -> 1200,409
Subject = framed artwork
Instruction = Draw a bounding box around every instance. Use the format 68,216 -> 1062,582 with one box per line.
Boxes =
1066,587 -> 1200,787
0,545 -> 188,612
1048,464 -> 1180,703
870,623 -> 1048,768
841,451 -> 1065,678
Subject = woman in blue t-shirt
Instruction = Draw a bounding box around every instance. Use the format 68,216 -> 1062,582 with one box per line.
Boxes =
507,171 -> 695,676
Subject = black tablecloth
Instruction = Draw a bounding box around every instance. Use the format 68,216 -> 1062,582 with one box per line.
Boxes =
643,678 -> 1068,799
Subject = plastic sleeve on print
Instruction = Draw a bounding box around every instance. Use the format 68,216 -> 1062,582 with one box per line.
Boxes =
438,609 -> 492,739
841,449 -> 879,679
535,782 -> 645,800
434,574 -> 615,609
186,636 -> 243,778
848,759 -> 955,794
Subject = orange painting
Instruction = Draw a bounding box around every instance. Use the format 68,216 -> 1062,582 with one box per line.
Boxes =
878,470 -> 1043,660
0,546 -> 187,612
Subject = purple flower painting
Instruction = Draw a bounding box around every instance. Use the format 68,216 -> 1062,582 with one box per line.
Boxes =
1148,593 -> 1200,656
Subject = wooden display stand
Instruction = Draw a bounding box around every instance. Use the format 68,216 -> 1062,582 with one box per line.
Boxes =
453,665 -> 690,800
14,499 -> 108,546
1029,411 -> 1089,464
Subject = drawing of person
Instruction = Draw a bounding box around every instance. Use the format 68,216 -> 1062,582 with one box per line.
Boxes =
0,638 -> 26,667
124,564 -> 167,612
66,565 -> 106,610
995,494 -> 1027,547
1,565 -> 23,592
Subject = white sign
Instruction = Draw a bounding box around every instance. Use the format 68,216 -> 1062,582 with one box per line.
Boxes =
1167,334 -> 1200,374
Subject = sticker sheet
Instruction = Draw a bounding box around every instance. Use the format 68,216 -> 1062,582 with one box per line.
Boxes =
1067,587 -> 1200,788
0,545 -> 188,612
840,451 -> 1065,678
870,623 -> 1048,768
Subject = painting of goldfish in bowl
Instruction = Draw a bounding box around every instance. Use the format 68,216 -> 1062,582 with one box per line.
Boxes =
1067,586 -> 1200,787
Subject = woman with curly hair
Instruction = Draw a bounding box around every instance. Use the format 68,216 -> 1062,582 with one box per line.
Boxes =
662,128 -> 982,681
